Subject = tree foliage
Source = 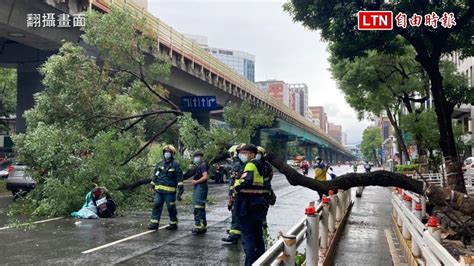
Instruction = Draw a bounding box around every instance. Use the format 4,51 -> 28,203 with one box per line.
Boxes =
360,127 -> 382,161
11,8 -> 180,216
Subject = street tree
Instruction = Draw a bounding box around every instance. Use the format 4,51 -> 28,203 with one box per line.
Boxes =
12,8 -> 185,216
0,68 -> 16,132
360,127 -> 382,162
284,0 -> 474,192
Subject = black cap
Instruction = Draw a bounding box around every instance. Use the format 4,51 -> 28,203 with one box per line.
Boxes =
240,144 -> 258,154
193,151 -> 204,157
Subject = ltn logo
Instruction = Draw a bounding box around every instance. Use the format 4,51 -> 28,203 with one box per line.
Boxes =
358,11 -> 393,30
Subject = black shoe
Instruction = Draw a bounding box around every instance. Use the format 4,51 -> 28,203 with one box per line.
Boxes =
165,224 -> 178,230
148,224 -> 159,230
221,235 -> 239,244
192,228 -> 207,235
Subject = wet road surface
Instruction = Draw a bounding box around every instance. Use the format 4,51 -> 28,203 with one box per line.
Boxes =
0,167 -> 348,265
333,172 -> 393,265
0,165 -> 380,265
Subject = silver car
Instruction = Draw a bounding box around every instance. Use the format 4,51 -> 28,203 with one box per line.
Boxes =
6,165 -> 36,197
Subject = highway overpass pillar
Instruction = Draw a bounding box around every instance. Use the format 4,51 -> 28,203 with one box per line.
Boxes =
16,61 -> 45,133
269,134 -> 288,159
305,146 -> 313,161
191,110 -> 210,130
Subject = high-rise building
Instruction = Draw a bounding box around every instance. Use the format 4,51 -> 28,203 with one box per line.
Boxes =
256,80 -> 290,107
328,123 -> 343,144
308,106 -> 328,133
289,83 -> 309,118
184,34 -> 255,82
342,132 -> 347,145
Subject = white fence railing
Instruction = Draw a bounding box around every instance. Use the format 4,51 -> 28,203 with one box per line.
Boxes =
391,189 -> 465,265
253,189 -> 352,266
407,171 -> 474,193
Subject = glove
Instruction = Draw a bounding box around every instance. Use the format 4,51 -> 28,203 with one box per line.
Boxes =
177,185 -> 184,201
227,196 -> 233,211
148,183 -> 154,192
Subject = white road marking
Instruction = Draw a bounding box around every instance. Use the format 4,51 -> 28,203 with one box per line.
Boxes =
81,225 -> 167,254
0,217 -> 64,230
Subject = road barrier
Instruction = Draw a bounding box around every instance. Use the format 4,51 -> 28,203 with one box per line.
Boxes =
407,171 -> 474,194
253,189 -> 352,266
391,188 -> 472,265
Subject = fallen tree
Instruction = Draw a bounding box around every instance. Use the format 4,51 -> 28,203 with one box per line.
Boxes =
265,153 -> 474,219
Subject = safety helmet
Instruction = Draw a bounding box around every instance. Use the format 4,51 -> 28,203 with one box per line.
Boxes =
257,146 -> 266,155
240,144 -> 258,154
193,151 -> 204,157
162,144 -> 176,155
228,145 -> 238,157
236,143 -> 246,152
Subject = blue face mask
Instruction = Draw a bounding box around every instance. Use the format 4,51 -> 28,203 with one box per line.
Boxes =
164,152 -> 172,160
193,157 -> 201,164
255,154 -> 262,160
238,153 -> 248,163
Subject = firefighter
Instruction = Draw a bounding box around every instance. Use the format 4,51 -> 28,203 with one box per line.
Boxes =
256,146 -> 275,233
233,144 -> 267,265
222,143 -> 245,244
148,145 -> 183,230
191,151 -> 209,234
314,157 -> 328,200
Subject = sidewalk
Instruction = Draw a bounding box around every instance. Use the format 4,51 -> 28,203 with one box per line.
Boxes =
333,186 -> 393,265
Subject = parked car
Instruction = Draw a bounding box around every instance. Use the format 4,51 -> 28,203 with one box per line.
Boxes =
463,157 -> 474,172
6,165 -> 36,197
0,158 -> 16,179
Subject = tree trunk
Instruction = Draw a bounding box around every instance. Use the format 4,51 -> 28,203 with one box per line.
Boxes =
424,63 -> 466,193
265,153 -> 474,218
386,107 -> 410,165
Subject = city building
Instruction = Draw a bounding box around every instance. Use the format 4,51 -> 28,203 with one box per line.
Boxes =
184,34 -> 255,82
289,83 -> 309,118
308,106 -> 328,133
345,144 -> 362,160
133,0 -> 148,10
328,123 -> 343,144
342,132 -> 347,145
256,80 -> 290,106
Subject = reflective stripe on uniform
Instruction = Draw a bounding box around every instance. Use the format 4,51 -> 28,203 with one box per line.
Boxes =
170,220 -> 177,224
229,229 -> 241,235
177,182 -> 183,186
150,219 -> 159,224
194,204 -> 205,209
168,168 -> 175,172
155,185 -> 177,192
170,201 -> 176,205
240,189 -> 265,194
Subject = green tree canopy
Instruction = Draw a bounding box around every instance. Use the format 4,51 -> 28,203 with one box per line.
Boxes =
0,68 -> 16,132
361,127 -> 382,161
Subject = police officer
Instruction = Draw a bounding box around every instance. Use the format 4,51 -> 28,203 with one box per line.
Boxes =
222,143 -> 245,244
233,144 -> 267,266
191,151 -> 209,234
148,145 -> 183,230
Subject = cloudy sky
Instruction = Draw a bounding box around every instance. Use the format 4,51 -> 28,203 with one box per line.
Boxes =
148,0 -> 372,144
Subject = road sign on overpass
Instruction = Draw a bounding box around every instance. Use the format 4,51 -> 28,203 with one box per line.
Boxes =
181,96 -> 217,111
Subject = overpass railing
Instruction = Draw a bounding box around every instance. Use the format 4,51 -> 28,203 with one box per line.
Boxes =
89,0 -> 351,155
253,189 -> 352,266
391,188 -> 471,265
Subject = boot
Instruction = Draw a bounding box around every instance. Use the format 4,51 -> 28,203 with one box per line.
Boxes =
148,223 -> 159,230
221,234 -> 239,244
192,228 -> 207,235
165,224 -> 178,230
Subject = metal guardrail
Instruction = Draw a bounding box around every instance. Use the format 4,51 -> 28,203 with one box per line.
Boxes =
392,190 -> 462,265
408,171 -> 474,193
253,189 -> 352,266
89,0 -> 351,155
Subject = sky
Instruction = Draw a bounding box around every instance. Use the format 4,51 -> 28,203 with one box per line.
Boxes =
148,0 -> 372,144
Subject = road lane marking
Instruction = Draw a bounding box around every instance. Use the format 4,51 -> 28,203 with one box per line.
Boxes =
0,217 -> 64,230
81,225 -> 167,254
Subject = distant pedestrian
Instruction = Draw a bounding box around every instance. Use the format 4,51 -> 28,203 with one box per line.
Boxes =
313,157 -> 328,200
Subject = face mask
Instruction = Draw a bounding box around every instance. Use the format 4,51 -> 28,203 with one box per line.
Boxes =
238,153 -> 248,163
255,154 -> 262,160
193,157 -> 201,164
164,152 -> 172,160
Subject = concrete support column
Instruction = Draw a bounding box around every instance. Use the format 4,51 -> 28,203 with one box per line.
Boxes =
16,61 -> 45,133
328,149 -> 333,163
269,134 -> 289,160
191,110 -> 210,130
250,128 -> 261,146
305,145 -> 313,161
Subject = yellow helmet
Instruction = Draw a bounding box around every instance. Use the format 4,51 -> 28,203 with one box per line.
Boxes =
257,146 -> 266,155
162,144 -> 176,155
236,143 -> 246,151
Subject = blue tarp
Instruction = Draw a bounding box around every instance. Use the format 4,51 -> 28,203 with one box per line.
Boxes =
71,192 -> 98,219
